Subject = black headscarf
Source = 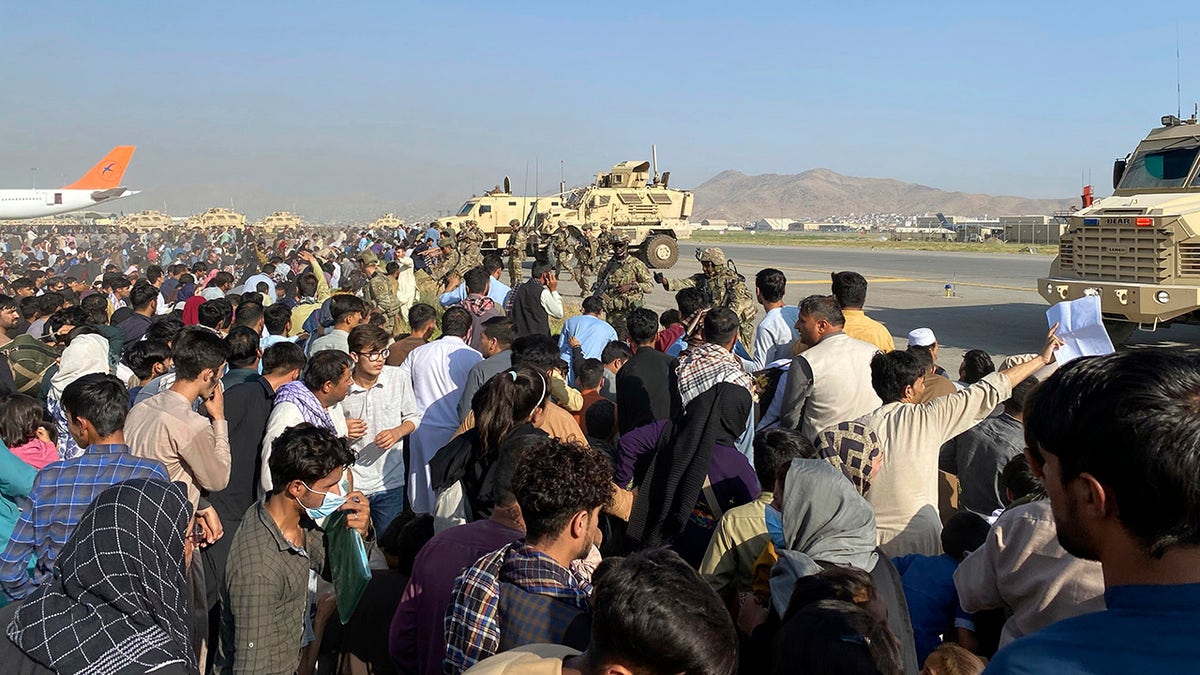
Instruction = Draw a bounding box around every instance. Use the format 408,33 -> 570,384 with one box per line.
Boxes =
6,478 -> 198,675
627,382 -> 751,550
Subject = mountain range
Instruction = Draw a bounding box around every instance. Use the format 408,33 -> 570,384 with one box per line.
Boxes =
690,168 -> 1075,222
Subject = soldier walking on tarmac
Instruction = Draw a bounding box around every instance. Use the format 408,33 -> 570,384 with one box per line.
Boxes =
657,247 -> 758,357
574,224 -> 599,298
505,218 -> 527,286
595,234 -> 654,332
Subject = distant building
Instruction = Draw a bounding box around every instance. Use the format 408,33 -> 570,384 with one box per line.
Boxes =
1001,215 -> 1065,244
753,218 -> 802,231
700,218 -> 728,229
892,227 -> 956,242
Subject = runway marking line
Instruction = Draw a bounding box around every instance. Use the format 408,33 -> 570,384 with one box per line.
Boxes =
776,265 -> 1033,293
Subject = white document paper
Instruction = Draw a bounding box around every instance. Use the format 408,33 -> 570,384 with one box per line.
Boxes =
1046,295 -> 1115,364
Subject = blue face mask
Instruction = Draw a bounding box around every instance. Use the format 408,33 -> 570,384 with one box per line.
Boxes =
297,476 -> 348,521
765,504 -> 786,549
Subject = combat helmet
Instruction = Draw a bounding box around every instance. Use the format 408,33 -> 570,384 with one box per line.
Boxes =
697,247 -> 727,266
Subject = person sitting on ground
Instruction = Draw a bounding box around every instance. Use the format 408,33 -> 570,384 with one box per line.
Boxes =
444,440 -> 611,673
462,548 -> 737,675
390,434 -> 536,675
0,374 -> 169,603
0,479 -> 200,675
218,423 -> 373,675
700,427 -> 815,608
0,393 -> 58,469
893,511 -> 991,666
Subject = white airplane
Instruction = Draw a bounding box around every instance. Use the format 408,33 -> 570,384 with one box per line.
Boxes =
0,146 -> 139,220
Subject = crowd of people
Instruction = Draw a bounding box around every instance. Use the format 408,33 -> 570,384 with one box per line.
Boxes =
0,222 -> 1195,675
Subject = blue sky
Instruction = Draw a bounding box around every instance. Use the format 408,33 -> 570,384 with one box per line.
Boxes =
1,2 -> 1197,211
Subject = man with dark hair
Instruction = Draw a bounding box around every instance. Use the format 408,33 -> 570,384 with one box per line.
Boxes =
439,253 -> 512,309
984,349 -> 1200,672
558,295 -> 617,383
234,300 -> 265,334
510,262 -> 563,337
221,326 -> 263,389
127,328 -> 232,510
289,251 -> 332,337
203,340 -> 306,627
389,433 -> 533,675
344,324 -> 421,531
198,297 -> 234,336
573,358 -> 606,434
777,294 -> 882,441
386,302 -> 438,366
599,339 -> 632,400
457,316 -> 516,421
458,266 -> 504,352
907,342 -> 957,403
261,302 -> 296,349
0,294 -> 21,347
107,274 -> 132,313
116,282 -> 159,346
830,270 -> 893,352
260,349 -> 362,492
0,373 -> 169,602
309,294 -> 366,355
664,286 -> 712,357
940,377 -> 1038,516
445,440 -> 612,671
402,306 -> 483,512
218,423 -> 372,675
699,427 -> 816,605
616,307 -> 680,434
676,307 -> 754,408
859,328 -> 1061,557
751,267 -> 798,370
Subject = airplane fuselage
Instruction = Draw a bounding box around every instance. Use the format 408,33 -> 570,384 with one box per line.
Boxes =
0,188 -> 138,220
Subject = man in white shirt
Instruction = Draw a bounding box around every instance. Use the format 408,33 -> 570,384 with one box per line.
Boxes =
750,268 -> 798,371
400,306 -> 483,512
258,350 -> 366,493
308,295 -> 366,356
342,324 -> 422,532
510,264 -> 563,337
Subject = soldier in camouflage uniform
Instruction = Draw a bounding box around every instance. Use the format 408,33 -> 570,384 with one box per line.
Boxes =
358,250 -> 401,334
431,238 -> 461,286
505,218 -> 527,286
457,219 -> 485,274
594,235 -> 654,330
548,221 -> 573,273
573,224 -> 599,298
658,247 -> 758,357
596,223 -> 613,251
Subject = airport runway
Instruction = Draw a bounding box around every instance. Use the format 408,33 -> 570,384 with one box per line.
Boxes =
557,241 -> 1200,368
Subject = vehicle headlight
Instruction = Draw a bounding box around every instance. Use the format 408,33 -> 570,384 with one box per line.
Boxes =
1155,291 -> 1171,304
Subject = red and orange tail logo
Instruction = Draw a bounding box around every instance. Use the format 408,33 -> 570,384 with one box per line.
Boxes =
64,146 -> 136,190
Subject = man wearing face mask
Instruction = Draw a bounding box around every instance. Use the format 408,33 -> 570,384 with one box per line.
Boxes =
219,423 -> 373,675
444,440 -> 612,673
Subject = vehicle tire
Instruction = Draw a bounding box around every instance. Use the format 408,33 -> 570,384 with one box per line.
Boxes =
1103,320 -> 1136,346
642,234 -> 678,269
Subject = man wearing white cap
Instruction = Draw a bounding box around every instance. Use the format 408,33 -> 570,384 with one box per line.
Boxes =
907,328 -> 956,402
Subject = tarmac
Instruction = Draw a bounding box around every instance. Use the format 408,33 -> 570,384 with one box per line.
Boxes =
555,241 -> 1200,370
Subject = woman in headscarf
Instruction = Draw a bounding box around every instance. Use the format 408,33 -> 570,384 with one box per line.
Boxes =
815,420 -> 884,496
622,382 -> 758,566
46,333 -> 111,461
0,478 -> 199,675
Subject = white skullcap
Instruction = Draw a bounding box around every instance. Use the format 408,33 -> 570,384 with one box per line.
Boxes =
907,327 -> 937,347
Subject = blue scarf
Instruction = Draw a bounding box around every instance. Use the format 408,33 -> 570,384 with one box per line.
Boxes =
273,381 -> 334,430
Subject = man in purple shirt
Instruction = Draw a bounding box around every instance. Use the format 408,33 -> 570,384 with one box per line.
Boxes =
388,436 -> 528,675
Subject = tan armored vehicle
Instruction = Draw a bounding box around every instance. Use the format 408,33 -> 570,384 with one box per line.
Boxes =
185,207 -> 246,230
438,179 -> 564,244
526,156 -> 693,269
256,211 -> 304,231
118,210 -> 173,231
370,213 -> 405,231
1039,114 -> 1200,341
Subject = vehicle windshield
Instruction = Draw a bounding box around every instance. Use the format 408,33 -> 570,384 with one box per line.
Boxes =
1118,144 -> 1200,190
456,201 -> 475,216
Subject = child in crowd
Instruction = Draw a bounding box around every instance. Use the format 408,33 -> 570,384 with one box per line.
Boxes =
573,358 -> 606,434
0,393 -> 57,469
893,511 -> 991,667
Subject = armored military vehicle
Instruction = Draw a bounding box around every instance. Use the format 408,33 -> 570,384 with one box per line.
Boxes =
370,213 -> 405,232
256,211 -> 304,231
118,210 -> 174,231
1039,113 -> 1200,342
437,179 -> 564,245
185,207 -> 246,230
524,154 -> 693,269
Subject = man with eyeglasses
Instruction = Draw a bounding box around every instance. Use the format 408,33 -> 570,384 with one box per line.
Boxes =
343,324 -> 422,531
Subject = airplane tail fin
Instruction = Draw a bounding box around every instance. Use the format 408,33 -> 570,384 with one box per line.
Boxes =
64,146 -> 136,190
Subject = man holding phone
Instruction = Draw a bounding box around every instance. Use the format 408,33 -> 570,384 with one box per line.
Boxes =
510,263 -> 564,338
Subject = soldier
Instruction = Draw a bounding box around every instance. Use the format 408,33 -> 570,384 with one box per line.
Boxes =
457,219 -> 484,273
596,222 -> 613,251
595,235 -> 654,330
574,224 -> 598,298
549,221 -> 573,273
431,237 -> 461,286
358,250 -> 400,334
657,247 -> 758,357
505,218 -> 527,286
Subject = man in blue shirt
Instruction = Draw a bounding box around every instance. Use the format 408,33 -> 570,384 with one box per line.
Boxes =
987,349 -> 1200,674
0,373 -> 168,601
559,295 -> 618,383
438,254 -> 511,310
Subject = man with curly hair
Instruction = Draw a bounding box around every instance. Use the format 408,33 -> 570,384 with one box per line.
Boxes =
443,439 -> 612,673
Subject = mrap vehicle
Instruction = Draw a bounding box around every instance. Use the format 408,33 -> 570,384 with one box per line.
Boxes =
1039,113 -> 1200,342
